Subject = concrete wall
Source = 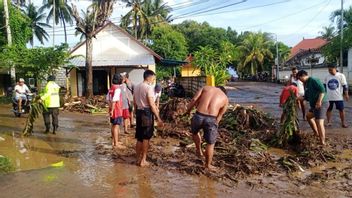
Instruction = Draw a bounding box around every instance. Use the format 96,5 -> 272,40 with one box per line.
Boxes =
279,66 -> 350,84
176,76 -> 206,96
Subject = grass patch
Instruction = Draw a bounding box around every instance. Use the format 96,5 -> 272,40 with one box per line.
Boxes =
0,156 -> 15,174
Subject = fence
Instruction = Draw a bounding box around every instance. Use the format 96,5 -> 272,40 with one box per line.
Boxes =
176,76 -> 206,96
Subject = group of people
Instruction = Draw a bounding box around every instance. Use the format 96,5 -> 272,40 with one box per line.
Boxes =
280,65 -> 349,145
107,70 -> 229,170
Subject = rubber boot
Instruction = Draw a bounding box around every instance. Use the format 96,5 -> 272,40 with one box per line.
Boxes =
53,126 -> 58,134
44,126 -> 50,134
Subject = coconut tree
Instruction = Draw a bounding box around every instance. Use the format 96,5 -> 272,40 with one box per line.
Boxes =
39,0 -> 73,43
330,6 -> 352,28
238,32 -> 273,75
72,0 -> 114,98
25,3 -> 51,46
121,0 -> 171,40
319,26 -> 336,41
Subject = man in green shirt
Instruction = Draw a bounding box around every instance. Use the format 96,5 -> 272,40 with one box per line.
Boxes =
297,70 -> 326,145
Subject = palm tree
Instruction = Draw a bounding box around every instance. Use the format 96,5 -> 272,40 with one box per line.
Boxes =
330,6 -> 352,29
121,0 -> 171,40
25,3 -> 51,46
39,0 -> 73,43
237,32 -> 273,75
319,26 -> 336,41
72,0 -> 114,98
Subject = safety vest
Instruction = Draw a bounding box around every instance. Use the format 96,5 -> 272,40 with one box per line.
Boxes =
41,81 -> 60,108
108,85 -> 123,119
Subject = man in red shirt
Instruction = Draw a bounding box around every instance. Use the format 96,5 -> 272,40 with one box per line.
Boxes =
280,82 -> 300,123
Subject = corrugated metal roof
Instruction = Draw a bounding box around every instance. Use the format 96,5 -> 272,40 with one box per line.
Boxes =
70,54 -> 155,67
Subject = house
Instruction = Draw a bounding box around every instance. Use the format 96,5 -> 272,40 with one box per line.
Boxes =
181,55 -> 201,77
67,22 -> 162,96
285,38 -> 328,68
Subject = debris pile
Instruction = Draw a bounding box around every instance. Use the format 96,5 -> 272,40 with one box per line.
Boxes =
63,96 -> 108,113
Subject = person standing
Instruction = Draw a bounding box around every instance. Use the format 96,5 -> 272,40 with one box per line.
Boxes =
14,78 -> 30,113
134,70 -> 162,167
120,72 -> 131,134
125,73 -> 135,127
186,86 -> 229,171
41,75 -> 60,134
154,84 -> 162,109
106,74 -> 124,149
296,70 -> 326,145
324,65 -> 349,128
290,67 -> 306,120
279,82 -> 299,123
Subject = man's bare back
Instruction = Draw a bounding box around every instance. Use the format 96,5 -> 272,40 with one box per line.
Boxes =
193,86 -> 228,118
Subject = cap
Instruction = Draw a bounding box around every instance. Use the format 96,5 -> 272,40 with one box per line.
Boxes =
19,78 -> 25,82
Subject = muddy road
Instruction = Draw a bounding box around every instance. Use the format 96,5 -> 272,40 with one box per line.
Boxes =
0,81 -> 352,197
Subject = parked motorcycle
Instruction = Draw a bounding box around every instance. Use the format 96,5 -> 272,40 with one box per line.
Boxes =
12,93 -> 34,117
165,83 -> 185,98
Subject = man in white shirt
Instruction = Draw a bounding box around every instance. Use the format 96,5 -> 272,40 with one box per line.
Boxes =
14,78 -> 30,113
290,67 -> 306,120
324,65 -> 349,128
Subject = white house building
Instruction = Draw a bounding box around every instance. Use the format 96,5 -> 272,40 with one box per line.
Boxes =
67,22 -> 162,96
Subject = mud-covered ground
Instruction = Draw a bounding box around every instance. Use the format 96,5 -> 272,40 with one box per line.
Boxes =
1,81 -> 352,197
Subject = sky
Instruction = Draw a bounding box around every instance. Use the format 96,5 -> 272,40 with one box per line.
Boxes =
32,0 -> 352,48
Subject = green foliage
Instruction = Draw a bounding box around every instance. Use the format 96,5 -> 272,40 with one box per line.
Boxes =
275,91 -> 299,147
156,65 -> 175,80
173,20 -> 232,53
0,1 -> 32,47
194,41 -> 236,86
0,156 -> 15,174
237,32 -> 273,75
0,44 -> 75,80
148,25 -> 188,60
23,96 -> 47,136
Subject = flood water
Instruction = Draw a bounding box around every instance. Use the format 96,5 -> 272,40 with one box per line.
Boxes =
1,81 -> 352,197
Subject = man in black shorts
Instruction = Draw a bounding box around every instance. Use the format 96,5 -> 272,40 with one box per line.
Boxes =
186,86 -> 228,171
133,70 -> 163,167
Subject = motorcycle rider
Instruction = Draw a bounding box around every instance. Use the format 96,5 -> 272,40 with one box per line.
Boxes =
14,78 -> 30,113
40,75 -> 61,134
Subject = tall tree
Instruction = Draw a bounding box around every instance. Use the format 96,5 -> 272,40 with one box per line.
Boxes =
318,26 -> 335,41
237,32 -> 273,75
39,0 -> 73,43
72,0 -> 114,98
330,6 -> 352,29
25,3 -> 51,46
121,0 -> 171,40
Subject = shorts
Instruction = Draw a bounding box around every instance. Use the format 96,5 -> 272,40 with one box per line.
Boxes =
327,101 -> 344,111
122,109 -> 130,119
309,106 -> 325,120
15,95 -> 27,101
191,112 -> 218,144
110,117 -> 123,125
135,108 -> 154,142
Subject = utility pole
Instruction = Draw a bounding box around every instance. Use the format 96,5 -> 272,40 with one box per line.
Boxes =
275,34 -> 280,82
3,0 -> 15,84
340,0 -> 344,72
52,0 -> 55,46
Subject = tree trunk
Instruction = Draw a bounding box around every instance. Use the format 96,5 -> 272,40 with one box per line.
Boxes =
61,13 -> 68,44
85,36 -> 93,98
251,61 -> 254,75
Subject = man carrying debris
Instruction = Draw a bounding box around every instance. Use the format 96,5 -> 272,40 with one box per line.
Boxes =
324,65 -> 349,128
106,74 -> 124,149
290,67 -> 306,120
296,70 -> 326,145
134,70 -> 163,167
41,75 -> 60,134
186,86 -> 229,171
279,81 -> 300,123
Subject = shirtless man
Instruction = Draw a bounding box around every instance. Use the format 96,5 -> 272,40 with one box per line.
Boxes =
186,86 -> 229,170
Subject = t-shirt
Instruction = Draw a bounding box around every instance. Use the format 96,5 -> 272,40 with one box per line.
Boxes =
324,72 -> 347,101
291,78 -> 305,97
154,91 -> 161,102
305,77 -> 326,108
280,85 -> 298,106
125,81 -> 134,101
106,87 -> 121,102
121,84 -> 129,109
15,84 -> 29,97
134,82 -> 154,109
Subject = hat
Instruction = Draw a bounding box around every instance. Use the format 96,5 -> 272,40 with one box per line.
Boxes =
19,78 -> 25,82
48,75 -> 56,81
120,72 -> 127,76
